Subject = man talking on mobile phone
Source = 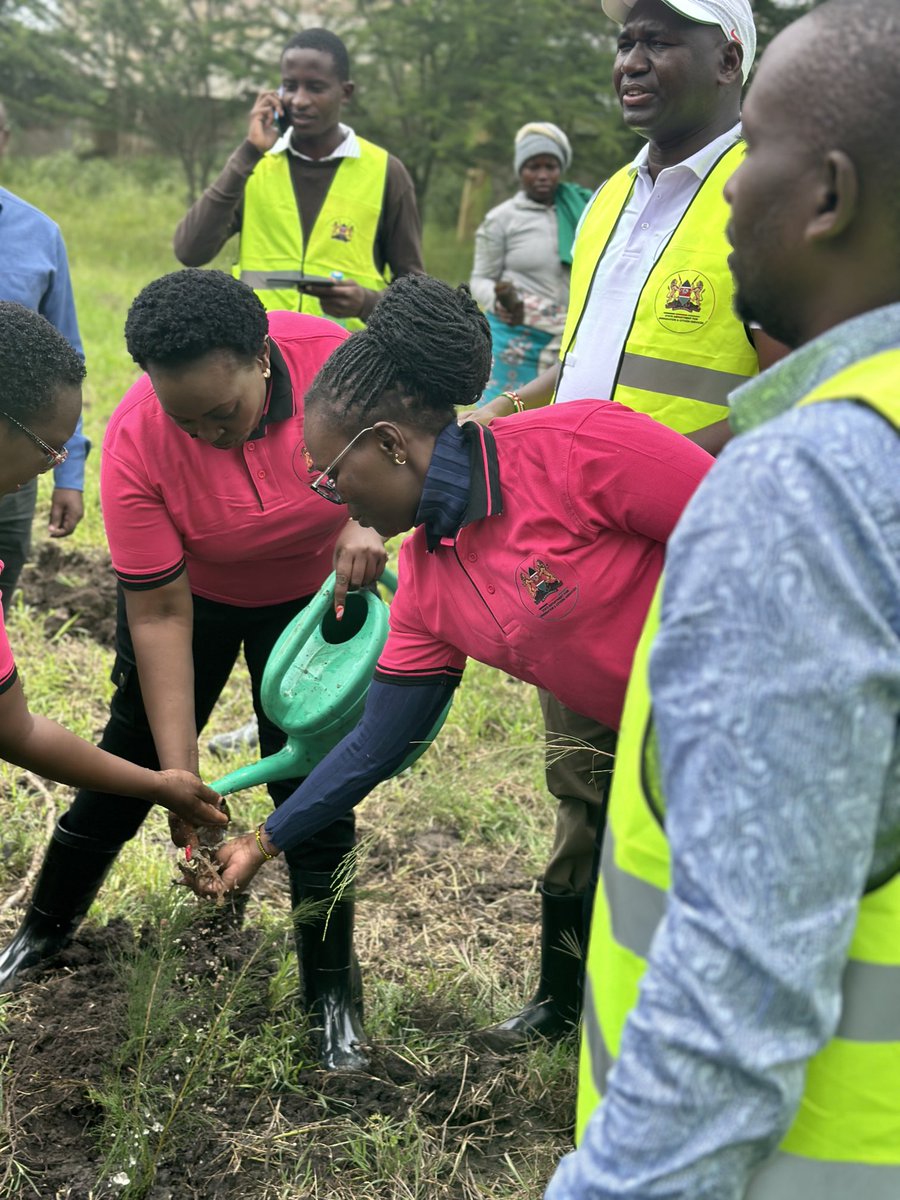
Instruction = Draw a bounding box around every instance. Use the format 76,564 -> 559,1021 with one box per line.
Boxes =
174,28 -> 423,330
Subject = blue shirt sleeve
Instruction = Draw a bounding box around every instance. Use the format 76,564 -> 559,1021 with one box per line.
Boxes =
39,223 -> 84,358
264,679 -> 454,853
547,402 -> 900,1199
41,222 -> 88,491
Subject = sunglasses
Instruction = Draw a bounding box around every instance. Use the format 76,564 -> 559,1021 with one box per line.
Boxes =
0,410 -> 68,470
309,426 -> 375,505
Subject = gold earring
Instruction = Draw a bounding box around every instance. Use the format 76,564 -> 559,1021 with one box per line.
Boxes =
394,454 -> 406,466
263,367 -> 271,379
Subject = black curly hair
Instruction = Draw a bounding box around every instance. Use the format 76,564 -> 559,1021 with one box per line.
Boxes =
0,301 -> 85,423
282,28 -> 350,81
306,275 -> 492,436
125,269 -> 269,370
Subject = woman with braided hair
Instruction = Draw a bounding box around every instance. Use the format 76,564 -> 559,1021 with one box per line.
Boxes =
190,272 -> 714,1048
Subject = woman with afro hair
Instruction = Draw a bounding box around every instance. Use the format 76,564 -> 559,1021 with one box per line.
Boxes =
0,271 -> 385,1071
185,272 -> 714,1052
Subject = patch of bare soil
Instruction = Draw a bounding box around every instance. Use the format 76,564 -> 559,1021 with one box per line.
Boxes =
0,832 -> 574,1199
19,542 -> 117,648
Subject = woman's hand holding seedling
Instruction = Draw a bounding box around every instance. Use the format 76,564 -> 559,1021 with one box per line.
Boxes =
179,828 -> 280,902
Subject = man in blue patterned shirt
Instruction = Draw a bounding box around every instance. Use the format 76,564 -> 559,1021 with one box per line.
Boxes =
548,1 -> 900,1196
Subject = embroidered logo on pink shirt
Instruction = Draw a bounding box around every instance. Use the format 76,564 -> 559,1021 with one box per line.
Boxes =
516,556 -> 578,621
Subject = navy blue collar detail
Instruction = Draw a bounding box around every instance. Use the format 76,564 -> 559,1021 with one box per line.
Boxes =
248,337 -> 293,440
417,419 -> 502,551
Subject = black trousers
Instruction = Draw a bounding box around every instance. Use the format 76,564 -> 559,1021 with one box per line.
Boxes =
64,585 -> 355,873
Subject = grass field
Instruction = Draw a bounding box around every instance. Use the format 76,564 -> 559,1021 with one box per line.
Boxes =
0,155 -> 578,1199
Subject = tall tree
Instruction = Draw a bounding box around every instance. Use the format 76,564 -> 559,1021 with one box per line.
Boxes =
4,0 -> 287,199
347,0 -> 639,213
0,0 -> 89,121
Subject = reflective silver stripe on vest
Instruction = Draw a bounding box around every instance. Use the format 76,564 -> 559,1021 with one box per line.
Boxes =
746,1152 -> 900,1199
601,830 -> 666,958
239,270 -> 303,289
835,959 -> 900,1041
603,832 -> 900,1043
583,973 -> 615,1100
617,352 -> 750,407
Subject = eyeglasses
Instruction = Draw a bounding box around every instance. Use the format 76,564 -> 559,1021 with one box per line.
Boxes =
309,426 -> 375,505
0,410 -> 68,470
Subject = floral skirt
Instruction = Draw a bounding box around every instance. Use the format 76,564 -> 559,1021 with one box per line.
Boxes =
479,311 -> 557,405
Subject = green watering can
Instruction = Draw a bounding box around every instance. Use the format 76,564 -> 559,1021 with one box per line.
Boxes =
210,568 -> 449,797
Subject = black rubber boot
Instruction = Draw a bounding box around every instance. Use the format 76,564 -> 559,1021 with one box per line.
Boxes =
478,887 -> 585,1052
0,819 -> 122,991
288,866 -> 368,1072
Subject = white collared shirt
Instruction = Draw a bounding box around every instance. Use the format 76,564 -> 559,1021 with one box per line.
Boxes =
555,122 -> 742,405
271,123 -> 361,163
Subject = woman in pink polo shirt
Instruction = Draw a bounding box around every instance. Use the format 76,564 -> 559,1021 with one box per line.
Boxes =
0,272 -> 385,1071
0,301 -> 226,980
188,273 -> 714,1048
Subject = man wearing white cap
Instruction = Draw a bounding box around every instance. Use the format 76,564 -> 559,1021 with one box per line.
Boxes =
475,0 -> 766,439
476,0 -> 781,1054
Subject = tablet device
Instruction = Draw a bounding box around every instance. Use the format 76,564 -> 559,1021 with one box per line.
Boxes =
296,275 -> 336,290
262,272 -> 337,290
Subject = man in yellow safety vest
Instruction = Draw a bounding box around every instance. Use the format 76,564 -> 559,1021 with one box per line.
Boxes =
477,0 -> 786,1053
175,27 -> 424,758
548,0 -> 900,1195
174,28 -> 423,332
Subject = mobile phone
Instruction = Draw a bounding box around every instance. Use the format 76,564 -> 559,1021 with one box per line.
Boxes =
274,86 -> 289,136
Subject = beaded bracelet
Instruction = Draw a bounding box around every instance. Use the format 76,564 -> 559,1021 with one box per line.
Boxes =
255,824 -> 275,861
499,390 -> 525,414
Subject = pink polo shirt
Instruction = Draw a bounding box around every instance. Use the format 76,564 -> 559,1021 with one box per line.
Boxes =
101,312 -> 348,607
375,401 -> 713,729
0,563 -> 16,696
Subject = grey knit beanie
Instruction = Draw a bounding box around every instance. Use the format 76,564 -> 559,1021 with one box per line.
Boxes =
513,123 -> 572,175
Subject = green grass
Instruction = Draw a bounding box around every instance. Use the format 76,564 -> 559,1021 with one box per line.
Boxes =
0,153 -> 572,1199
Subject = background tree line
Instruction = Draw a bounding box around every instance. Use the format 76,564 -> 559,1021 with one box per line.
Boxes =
0,0 -> 823,216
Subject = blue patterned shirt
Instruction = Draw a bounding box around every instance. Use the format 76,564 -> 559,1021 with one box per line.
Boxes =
547,304 -> 900,1198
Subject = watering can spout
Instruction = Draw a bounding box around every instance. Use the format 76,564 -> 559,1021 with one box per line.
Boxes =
211,744 -> 304,798
209,570 -> 450,798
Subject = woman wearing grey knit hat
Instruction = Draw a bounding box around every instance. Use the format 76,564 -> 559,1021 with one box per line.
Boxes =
470,123 -> 592,405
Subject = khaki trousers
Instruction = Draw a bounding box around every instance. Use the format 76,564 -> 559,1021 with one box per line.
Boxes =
539,690 -> 617,895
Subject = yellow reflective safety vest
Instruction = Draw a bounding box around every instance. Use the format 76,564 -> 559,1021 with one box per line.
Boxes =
578,350 -> 900,1195
235,137 -> 390,331
558,141 -> 757,433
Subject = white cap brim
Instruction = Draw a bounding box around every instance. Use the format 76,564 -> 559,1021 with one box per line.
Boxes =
602,0 -> 722,26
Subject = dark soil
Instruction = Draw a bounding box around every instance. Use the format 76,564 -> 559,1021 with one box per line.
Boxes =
3,546 -> 569,1198
0,845 -> 573,1200
19,542 -> 118,648
0,888 -> 573,1195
